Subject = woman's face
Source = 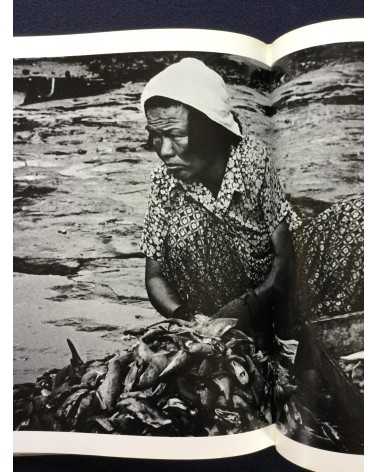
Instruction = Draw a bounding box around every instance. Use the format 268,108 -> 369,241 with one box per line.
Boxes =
146,104 -> 210,182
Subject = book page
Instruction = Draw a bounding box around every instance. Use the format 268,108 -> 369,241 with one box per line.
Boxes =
13,22 -> 365,465
269,27 -> 364,472
13,33 -> 277,459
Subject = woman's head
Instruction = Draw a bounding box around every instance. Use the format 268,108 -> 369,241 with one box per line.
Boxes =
142,58 -> 242,182
145,95 -> 241,181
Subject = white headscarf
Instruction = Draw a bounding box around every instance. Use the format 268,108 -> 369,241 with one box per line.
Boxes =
141,57 -> 242,137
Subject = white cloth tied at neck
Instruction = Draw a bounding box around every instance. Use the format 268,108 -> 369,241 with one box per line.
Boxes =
141,57 -> 242,138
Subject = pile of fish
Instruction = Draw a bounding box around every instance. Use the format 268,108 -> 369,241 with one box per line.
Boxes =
14,316 -> 275,436
338,351 -> 364,394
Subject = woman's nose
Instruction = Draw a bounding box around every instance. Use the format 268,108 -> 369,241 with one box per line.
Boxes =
160,136 -> 175,159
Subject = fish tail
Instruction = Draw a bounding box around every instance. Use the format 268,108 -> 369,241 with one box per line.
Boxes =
67,338 -> 84,366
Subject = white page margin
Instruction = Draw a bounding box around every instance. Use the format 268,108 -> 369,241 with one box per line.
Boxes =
269,18 -> 364,66
14,425 -> 275,459
13,28 -> 268,65
275,429 -> 363,472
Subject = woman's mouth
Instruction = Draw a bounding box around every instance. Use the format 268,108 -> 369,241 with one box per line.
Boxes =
166,165 -> 190,172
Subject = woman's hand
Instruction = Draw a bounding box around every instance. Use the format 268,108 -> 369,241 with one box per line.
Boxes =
145,257 -> 185,318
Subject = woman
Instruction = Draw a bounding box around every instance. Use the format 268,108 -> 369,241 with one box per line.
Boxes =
139,58 -> 363,348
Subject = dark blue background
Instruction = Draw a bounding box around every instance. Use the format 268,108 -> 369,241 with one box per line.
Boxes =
14,0 -> 363,42
13,1 -> 363,471
14,447 -> 309,472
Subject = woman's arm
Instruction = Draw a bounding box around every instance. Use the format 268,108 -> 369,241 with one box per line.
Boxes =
215,221 -> 295,344
145,257 -> 185,318
254,220 -> 296,338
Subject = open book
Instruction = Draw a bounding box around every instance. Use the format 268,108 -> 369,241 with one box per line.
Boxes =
13,19 -> 364,472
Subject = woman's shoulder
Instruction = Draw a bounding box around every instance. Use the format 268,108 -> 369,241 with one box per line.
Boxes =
232,134 -> 269,183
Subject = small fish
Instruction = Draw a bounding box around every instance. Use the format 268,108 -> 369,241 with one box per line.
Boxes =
151,382 -> 167,398
229,359 -> 249,385
274,382 -> 297,405
340,351 -> 364,362
81,365 -> 107,388
52,365 -> 72,390
198,358 -> 212,377
244,354 -> 257,376
205,424 -> 221,436
233,387 -> 255,404
135,341 -> 154,364
227,354 -> 246,364
162,397 -> 187,412
57,388 -> 88,419
194,314 -> 211,325
141,326 -> 166,343
123,361 -> 140,392
212,375 -> 232,401
151,352 -> 169,371
244,355 -> 265,396
96,358 -> 123,410
159,349 -> 189,377
138,363 -> 161,389
109,412 -> 138,433
158,333 -> 186,349
232,394 -> 249,410
216,395 -> 228,408
187,342 -> 214,357
73,391 -> 95,425
196,318 -> 238,338
214,409 -> 241,427
137,351 -> 169,389
197,383 -> 216,410
225,339 -> 255,360
31,394 -> 49,416
92,416 -> 115,433
115,351 -> 134,370
262,406 -> 273,424
117,397 -> 171,428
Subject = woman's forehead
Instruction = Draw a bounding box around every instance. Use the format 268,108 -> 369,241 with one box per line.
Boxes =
146,104 -> 189,128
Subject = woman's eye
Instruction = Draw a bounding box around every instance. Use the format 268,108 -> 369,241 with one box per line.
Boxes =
149,132 -> 187,150
171,135 -> 188,145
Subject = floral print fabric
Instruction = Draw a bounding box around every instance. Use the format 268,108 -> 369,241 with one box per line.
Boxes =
294,197 -> 364,319
140,135 -> 300,268
140,135 -> 364,318
140,135 -> 300,314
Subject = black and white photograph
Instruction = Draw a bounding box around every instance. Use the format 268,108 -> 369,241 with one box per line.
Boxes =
13,42 -> 363,447
13,51 -> 275,437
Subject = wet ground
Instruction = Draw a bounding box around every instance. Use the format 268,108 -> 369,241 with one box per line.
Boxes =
14,50 -> 363,383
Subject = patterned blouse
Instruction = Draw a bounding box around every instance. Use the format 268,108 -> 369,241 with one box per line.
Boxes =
140,135 -> 300,288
